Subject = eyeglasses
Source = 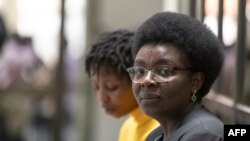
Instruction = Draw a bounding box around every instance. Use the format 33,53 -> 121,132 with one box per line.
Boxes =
127,65 -> 192,83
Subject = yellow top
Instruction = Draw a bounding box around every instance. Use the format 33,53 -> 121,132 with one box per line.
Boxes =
118,107 -> 159,141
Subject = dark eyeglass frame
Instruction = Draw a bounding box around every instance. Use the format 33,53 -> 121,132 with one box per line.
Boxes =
126,65 -> 192,83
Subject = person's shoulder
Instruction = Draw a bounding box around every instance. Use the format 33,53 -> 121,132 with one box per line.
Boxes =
181,105 -> 224,139
181,119 -> 223,140
119,116 -> 134,140
190,105 -> 224,132
120,115 -> 133,130
146,105 -> 224,141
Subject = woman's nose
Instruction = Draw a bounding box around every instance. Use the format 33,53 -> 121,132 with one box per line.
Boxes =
140,71 -> 157,87
96,89 -> 109,103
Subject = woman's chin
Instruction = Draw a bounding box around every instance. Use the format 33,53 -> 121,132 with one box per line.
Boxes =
109,112 -> 126,118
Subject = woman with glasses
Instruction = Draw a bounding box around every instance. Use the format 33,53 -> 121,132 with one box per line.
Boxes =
127,12 -> 224,141
85,29 -> 159,141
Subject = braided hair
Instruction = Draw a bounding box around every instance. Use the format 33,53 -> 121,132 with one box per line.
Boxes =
85,29 -> 134,78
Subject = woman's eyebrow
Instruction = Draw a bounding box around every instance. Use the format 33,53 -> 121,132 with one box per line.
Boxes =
134,59 -> 146,66
155,59 -> 175,66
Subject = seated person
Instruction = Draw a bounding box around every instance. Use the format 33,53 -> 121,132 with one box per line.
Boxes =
127,12 -> 224,141
85,29 -> 159,141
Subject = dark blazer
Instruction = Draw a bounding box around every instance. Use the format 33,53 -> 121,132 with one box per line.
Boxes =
146,104 -> 224,141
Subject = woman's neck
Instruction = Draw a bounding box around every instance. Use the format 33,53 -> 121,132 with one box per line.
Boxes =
159,103 -> 197,140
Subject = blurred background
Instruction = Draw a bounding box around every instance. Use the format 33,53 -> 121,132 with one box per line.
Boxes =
0,0 -> 249,141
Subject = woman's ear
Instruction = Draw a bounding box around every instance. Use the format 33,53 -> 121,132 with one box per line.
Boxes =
191,72 -> 204,93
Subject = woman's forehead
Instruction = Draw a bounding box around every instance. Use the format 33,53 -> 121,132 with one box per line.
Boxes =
90,65 -> 130,81
90,65 -> 117,76
135,43 -> 190,67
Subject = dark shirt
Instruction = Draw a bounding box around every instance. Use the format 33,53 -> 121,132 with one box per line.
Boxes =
146,104 -> 224,141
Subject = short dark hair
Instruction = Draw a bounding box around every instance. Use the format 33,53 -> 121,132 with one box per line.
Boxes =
132,12 -> 224,101
85,29 -> 134,78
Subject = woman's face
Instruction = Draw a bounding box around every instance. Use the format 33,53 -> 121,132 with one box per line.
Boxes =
132,43 -> 195,119
90,67 -> 138,118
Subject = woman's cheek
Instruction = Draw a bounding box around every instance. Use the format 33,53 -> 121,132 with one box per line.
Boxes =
132,84 -> 140,100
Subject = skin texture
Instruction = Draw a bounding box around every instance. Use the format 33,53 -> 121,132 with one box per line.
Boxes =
90,66 -> 138,118
132,43 -> 204,136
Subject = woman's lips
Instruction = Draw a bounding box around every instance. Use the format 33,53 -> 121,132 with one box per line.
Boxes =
140,94 -> 160,102
102,105 -> 115,114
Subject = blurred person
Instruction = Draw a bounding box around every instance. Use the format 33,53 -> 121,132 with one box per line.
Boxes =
85,29 -> 159,141
0,13 -> 9,141
0,34 -> 35,141
0,34 -> 51,141
0,34 -> 37,88
127,12 -> 224,141
0,34 -> 50,89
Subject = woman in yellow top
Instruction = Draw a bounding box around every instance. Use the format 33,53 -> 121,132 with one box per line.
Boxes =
85,29 -> 159,141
